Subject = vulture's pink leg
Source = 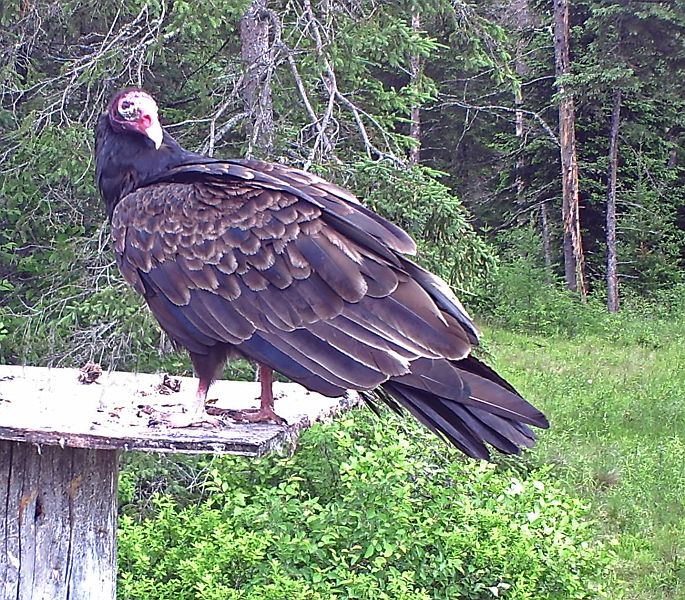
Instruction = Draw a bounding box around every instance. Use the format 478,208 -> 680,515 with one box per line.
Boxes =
229,364 -> 286,424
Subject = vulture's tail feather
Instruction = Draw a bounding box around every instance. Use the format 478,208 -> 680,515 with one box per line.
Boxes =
380,356 -> 548,459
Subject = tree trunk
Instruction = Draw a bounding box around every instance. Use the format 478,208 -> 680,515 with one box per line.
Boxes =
512,6 -> 530,203
606,88 -> 622,313
408,10 -> 422,165
0,442 -> 119,600
240,0 -> 274,157
553,0 -> 586,300
502,0 -> 535,202
514,80 -> 525,202
541,201 -> 553,283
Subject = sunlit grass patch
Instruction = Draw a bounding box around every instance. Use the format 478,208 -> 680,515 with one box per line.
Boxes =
486,323 -> 685,600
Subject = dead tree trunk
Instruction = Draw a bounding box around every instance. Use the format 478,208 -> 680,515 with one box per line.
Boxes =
553,0 -> 586,300
541,201 -> 553,283
514,78 -> 525,201
511,0 -> 532,202
499,0 -> 535,203
240,0 -> 274,157
408,10 -> 422,165
606,88 -> 622,313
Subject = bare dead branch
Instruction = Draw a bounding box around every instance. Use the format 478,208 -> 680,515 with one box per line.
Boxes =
438,96 -> 560,146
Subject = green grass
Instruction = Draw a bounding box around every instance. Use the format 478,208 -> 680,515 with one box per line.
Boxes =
484,318 -> 685,600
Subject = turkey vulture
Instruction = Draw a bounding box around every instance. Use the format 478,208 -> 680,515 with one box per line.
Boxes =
95,88 -> 548,459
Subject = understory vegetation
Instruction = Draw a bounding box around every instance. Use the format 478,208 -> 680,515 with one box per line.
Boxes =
118,413 -> 610,600
485,303 -> 685,599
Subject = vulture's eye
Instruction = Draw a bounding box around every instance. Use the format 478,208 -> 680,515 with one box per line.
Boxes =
118,99 -> 137,120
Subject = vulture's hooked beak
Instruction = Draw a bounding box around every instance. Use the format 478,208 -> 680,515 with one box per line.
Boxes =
145,119 -> 164,150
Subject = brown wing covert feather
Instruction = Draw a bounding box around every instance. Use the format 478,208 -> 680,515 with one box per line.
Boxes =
111,178 -> 473,388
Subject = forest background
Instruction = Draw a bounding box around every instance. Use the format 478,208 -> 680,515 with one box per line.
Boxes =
1,1 -> 684,598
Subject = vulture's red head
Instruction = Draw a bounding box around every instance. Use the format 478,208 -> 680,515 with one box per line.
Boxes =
107,89 -> 163,150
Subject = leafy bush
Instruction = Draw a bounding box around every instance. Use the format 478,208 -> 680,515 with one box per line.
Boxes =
118,410 -> 613,600
470,220 -> 685,344
469,226 -> 576,335
472,260 -> 605,338
473,243 -> 685,347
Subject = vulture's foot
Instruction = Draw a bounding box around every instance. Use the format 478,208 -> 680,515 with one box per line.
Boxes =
150,408 -> 224,428
224,406 -> 287,425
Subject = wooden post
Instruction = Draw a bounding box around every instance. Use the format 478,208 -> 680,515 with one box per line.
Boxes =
1,443 -> 118,600
0,365 -> 359,600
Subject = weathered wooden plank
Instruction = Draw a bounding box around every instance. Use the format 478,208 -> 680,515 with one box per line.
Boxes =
0,366 -> 360,456
0,365 -> 361,600
0,441 -> 118,600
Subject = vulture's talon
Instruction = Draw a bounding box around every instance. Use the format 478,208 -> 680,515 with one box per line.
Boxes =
226,407 -> 287,425
150,410 -> 224,429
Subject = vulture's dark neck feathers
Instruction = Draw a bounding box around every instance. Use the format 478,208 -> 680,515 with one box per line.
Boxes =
95,113 -> 203,219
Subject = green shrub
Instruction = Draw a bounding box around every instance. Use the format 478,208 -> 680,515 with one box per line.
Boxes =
472,258 -> 606,337
471,223 -> 685,342
344,160 -> 496,291
118,410 -> 613,600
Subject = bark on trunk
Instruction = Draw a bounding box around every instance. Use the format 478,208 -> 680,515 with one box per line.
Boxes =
503,0 -> 535,202
408,11 -> 422,165
553,0 -> 586,300
240,0 -> 274,157
514,23 -> 528,203
606,88 -> 622,313
0,442 -> 119,600
541,201 -> 553,283
514,81 -> 525,201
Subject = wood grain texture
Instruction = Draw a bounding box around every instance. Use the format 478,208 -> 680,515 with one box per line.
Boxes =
0,364 -> 361,599
0,365 -> 361,456
0,441 -> 118,600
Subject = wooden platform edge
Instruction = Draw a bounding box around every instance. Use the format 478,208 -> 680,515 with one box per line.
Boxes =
0,365 -> 363,457
0,391 -> 361,457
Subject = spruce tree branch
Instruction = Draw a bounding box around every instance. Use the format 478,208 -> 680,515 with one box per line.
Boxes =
199,76 -> 246,156
205,112 -> 250,157
7,2 -> 170,130
489,199 -> 554,233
